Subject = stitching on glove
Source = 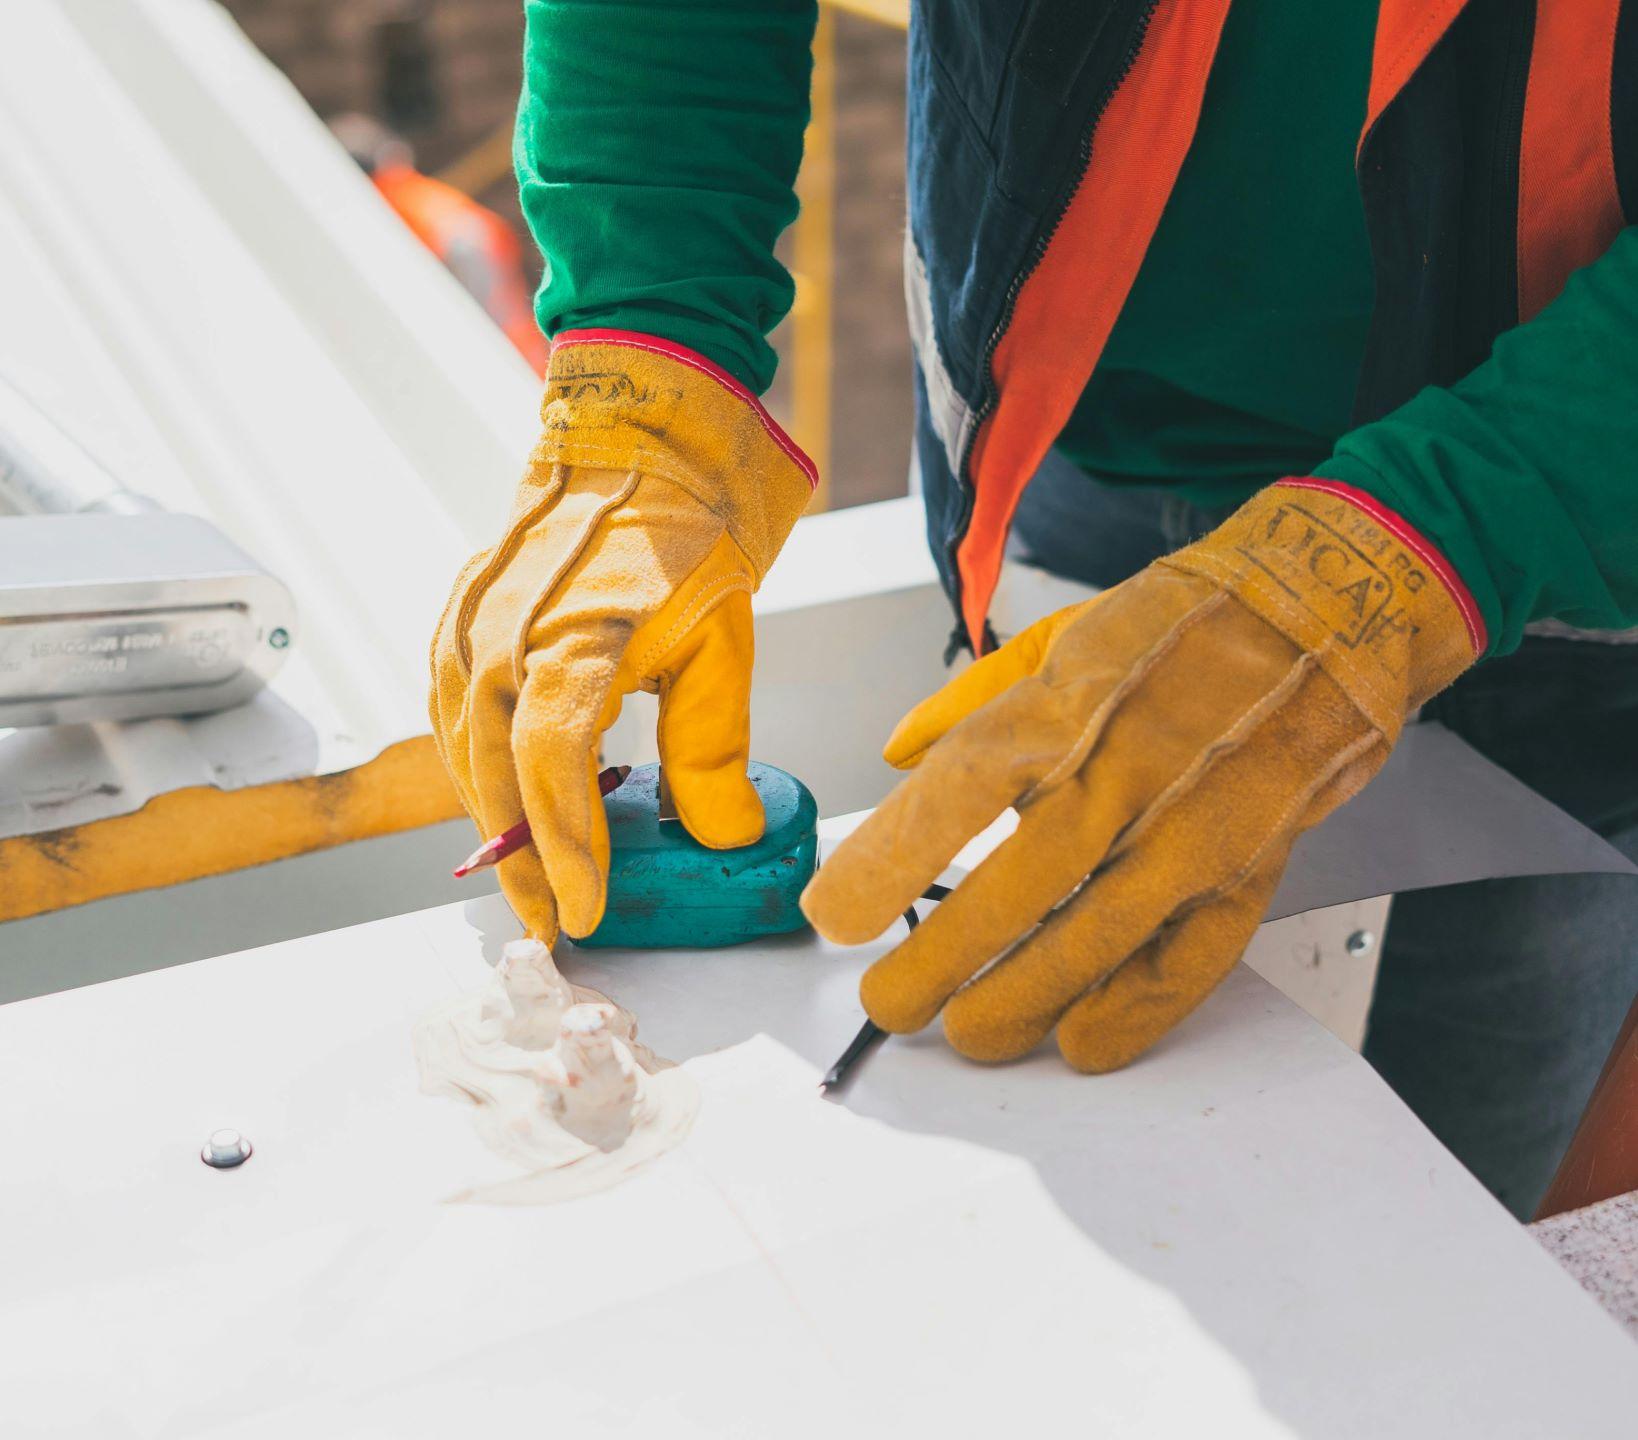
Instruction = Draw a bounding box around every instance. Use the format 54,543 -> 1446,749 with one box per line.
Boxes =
534,438 -> 794,580
1275,478 -> 1484,654
534,439 -> 701,493
1186,725 -> 1385,912
1105,650 -> 1317,866
431,546 -> 491,673
632,571 -> 751,681
1093,728 -> 1385,995
1022,590 -> 1228,804
509,470 -> 642,686
1164,549 -> 1402,729
550,331 -> 819,490
458,464 -> 567,673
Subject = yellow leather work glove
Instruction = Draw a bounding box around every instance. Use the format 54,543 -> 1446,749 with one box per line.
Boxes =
802,480 -> 1484,1072
430,331 -> 815,942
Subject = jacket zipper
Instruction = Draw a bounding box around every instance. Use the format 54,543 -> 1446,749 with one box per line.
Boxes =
1485,0 -> 1532,333
947,0 -> 1159,653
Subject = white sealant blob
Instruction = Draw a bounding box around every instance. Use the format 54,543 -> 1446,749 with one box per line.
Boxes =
480,938 -> 575,1048
413,939 -> 698,1205
537,1003 -> 640,1151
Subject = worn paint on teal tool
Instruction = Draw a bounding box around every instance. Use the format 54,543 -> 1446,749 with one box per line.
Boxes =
575,762 -> 817,949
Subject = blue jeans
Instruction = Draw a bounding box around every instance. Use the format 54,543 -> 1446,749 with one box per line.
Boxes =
1011,454 -> 1638,1219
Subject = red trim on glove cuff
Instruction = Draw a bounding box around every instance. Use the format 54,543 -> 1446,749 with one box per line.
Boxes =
1278,476 -> 1487,655
550,328 -> 818,491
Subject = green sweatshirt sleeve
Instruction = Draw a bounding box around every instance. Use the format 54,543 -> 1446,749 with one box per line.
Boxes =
516,0 -> 816,393
1314,226 -> 1638,656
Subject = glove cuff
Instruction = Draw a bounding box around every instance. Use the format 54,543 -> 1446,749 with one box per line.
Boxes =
1160,478 -> 1484,736
534,329 -> 817,579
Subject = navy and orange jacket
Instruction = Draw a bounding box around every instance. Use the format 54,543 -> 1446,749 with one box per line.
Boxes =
516,0 -> 1638,657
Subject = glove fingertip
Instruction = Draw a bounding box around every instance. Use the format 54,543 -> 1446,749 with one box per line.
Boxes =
799,874 -> 882,947
557,883 -> 608,941
1056,1026 -> 1140,1075
880,699 -> 950,770
495,858 -> 561,947
671,769 -> 766,851
880,732 -> 933,771
858,963 -> 938,1034
881,647 -> 1034,768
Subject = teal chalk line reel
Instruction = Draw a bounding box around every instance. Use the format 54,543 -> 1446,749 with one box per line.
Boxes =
574,762 -> 818,949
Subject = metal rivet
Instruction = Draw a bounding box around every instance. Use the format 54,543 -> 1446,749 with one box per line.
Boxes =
201,1128 -> 253,1169
1345,930 -> 1376,957
268,627 -> 290,650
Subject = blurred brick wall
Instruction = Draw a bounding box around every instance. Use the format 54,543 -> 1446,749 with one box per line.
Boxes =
220,0 -> 912,509
219,0 -> 528,229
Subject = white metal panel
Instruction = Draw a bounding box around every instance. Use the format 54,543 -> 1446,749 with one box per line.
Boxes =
1242,896 -> 1390,1050
1,817 -> 1635,1435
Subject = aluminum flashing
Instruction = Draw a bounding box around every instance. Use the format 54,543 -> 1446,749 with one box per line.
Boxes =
0,0 -> 538,896
1271,720 -> 1638,917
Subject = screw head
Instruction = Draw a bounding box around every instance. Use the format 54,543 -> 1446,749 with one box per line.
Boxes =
268,627 -> 290,650
201,1128 -> 253,1168
1345,930 -> 1376,957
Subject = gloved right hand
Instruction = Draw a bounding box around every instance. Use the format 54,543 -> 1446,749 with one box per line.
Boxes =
802,479 -> 1482,1072
430,330 -> 815,943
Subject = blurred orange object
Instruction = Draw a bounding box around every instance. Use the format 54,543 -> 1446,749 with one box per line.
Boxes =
374,160 -> 549,375
1536,991 -> 1638,1219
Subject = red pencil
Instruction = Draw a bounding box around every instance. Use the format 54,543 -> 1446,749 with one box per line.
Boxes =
453,764 -> 631,878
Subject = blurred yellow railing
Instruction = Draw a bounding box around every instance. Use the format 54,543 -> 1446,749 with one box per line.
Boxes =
788,6 -> 837,508
789,0 -> 906,509
822,0 -> 909,23
435,121 -> 513,199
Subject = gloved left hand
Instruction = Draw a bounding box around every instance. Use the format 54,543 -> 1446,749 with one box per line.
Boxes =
429,331 -> 815,942
802,480 -> 1483,1072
